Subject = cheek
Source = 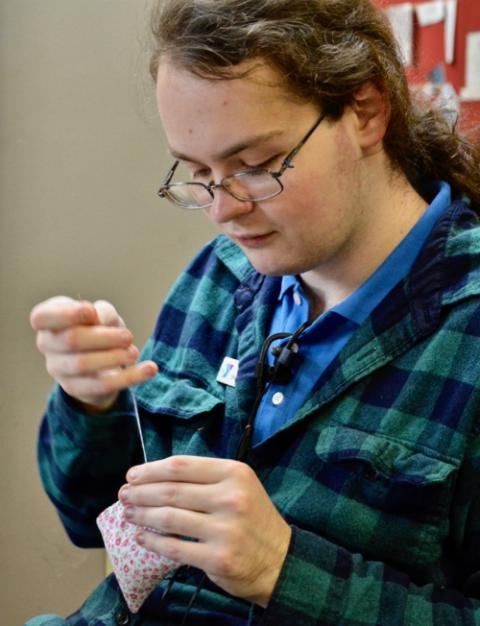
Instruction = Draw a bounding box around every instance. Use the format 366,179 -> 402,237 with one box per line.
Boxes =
280,170 -> 333,227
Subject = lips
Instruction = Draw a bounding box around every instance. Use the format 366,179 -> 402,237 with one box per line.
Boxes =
233,232 -> 274,247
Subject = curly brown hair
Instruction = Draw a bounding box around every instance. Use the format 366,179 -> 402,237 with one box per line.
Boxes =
150,0 -> 480,208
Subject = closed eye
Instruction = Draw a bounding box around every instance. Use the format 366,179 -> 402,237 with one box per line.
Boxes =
192,168 -> 211,181
243,154 -> 282,171
190,153 -> 282,181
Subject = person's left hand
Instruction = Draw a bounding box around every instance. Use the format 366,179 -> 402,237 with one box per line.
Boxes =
118,455 -> 291,607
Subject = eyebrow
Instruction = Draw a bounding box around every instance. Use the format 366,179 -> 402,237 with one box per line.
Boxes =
169,129 -> 285,163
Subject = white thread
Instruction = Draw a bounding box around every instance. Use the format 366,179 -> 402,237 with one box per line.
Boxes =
130,388 -> 200,464
131,389 -> 148,463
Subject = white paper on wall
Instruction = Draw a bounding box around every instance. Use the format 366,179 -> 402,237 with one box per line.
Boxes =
444,0 -> 457,64
385,3 -> 414,66
415,1 -> 446,27
460,31 -> 480,102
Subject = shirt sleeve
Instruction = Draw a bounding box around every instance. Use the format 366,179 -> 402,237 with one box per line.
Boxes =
37,385 -> 143,547
259,436 -> 480,626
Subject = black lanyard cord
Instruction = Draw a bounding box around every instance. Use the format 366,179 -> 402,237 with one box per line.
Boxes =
180,572 -> 207,626
167,320 -> 310,623
236,320 -> 310,462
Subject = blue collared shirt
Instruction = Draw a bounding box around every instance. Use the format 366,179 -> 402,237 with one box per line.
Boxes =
253,181 -> 452,445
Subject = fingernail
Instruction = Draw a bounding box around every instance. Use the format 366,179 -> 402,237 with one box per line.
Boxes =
127,468 -> 139,482
119,485 -> 129,502
141,362 -> 157,377
78,302 -> 96,324
120,329 -> 132,343
124,505 -> 136,520
136,531 -> 145,546
126,345 -> 138,358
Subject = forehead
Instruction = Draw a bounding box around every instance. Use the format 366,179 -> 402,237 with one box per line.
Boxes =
155,60 -> 311,157
156,58 -> 292,111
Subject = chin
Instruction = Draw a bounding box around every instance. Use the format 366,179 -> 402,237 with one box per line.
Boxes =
247,257 -> 305,277
238,243 -> 319,277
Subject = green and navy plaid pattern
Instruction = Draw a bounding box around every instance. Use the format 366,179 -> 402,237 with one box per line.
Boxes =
28,199 -> 480,625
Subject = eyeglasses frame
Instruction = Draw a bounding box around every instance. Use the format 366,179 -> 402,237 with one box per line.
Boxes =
157,112 -> 326,209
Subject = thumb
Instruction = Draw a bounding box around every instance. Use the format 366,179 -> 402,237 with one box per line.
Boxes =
93,299 -> 126,328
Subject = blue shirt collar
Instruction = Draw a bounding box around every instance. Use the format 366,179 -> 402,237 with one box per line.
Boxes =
279,181 -> 452,325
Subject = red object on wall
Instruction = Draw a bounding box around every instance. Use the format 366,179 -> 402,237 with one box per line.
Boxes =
377,0 -> 480,127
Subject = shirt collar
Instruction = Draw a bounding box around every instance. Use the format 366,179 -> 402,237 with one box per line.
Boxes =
278,181 -> 452,324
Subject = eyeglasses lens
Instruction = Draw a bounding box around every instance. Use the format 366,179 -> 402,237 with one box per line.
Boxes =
163,165 -> 283,209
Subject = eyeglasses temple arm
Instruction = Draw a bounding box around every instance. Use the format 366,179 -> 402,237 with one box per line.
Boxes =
158,160 -> 180,196
276,113 -> 326,176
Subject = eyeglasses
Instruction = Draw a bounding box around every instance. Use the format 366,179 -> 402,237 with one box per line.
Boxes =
157,113 -> 326,210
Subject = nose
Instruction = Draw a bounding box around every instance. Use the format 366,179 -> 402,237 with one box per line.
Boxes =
205,187 -> 254,225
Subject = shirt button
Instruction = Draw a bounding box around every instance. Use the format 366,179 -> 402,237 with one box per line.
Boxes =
115,609 -> 130,625
293,291 -> 302,306
272,392 -> 285,406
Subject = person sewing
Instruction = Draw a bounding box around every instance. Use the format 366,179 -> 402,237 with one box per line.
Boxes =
27,0 -> 480,624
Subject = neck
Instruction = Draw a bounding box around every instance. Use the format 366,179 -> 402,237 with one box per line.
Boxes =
301,168 -> 428,317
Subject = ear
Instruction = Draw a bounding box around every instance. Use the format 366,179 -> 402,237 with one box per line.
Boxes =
351,82 -> 390,154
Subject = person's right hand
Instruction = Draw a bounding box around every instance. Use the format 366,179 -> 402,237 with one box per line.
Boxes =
30,296 -> 158,412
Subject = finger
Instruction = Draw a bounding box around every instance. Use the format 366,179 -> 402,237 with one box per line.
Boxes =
126,506 -> 210,541
58,360 -> 158,400
135,531 -> 213,574
94,300 -> 126,328
127,456 -> 250,487
37,326 -> 133,354
30,297 -> 99,331
119,481 -> 215,513
46,345 -> 139,378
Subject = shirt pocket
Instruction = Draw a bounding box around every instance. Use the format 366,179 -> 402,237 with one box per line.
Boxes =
308,425 -> 459,568
136,373 -> 228,457
138,371 -> 224,418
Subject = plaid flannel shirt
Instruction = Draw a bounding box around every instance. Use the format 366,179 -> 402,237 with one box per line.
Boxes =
28,198 -> 480,626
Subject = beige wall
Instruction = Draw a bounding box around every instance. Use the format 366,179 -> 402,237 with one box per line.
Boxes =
1,2 -> 214,623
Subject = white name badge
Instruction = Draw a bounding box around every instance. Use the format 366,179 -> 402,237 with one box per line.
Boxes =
216,357 -> 240,387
